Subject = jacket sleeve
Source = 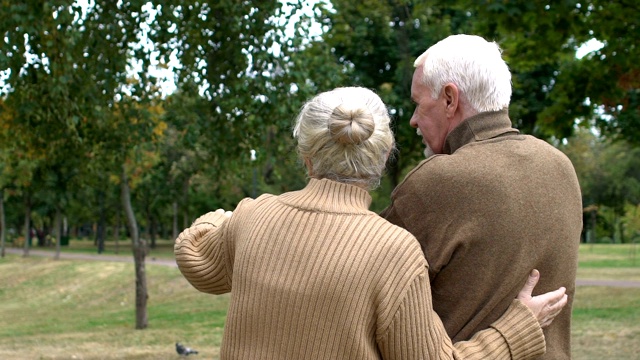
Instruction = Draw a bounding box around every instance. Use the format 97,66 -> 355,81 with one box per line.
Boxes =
377,272 -> 545,360
174,210 -> 233,295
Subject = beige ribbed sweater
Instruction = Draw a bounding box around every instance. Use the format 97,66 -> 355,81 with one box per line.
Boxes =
175,178 -> 545,359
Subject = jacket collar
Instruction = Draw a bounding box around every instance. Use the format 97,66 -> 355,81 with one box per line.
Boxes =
443,109 -> 519,154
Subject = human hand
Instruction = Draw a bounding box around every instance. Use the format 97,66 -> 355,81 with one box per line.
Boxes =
516,269 -> 568,328
213,208 -> 233,218
191,209 -> 233,228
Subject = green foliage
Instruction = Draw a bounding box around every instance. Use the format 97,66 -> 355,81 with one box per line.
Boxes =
312,0 -> 635,184
468,0 -> 640,143
560,129 -> 640,243
564,130 -> 640,212
1,0 -> 639,258
318,1 -> 473,185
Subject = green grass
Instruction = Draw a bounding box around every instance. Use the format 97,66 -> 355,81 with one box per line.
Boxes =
0,243 -> 639,359
572,243 -> 640,360
571,286 -> 640,359
578,243 -> 640,268
577,243 -> 640,281
0,254 -> 228,359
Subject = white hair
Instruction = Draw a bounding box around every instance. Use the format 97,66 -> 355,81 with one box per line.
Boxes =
293,87 -> 395,189
414,34 -> 512,112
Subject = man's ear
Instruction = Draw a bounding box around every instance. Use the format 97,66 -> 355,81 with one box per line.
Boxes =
443,83 -> 459,118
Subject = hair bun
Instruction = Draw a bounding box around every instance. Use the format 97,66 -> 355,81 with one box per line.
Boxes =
328,105 -> 375,145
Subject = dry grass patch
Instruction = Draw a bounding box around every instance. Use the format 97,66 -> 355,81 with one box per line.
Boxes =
572,286 -> 640,359
0,255 -> 227,359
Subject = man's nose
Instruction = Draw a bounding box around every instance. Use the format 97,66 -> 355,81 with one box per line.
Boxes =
409,114 -> 418,128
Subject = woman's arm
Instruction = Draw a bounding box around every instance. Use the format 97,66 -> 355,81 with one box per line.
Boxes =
174,209 -> 233,294
377,269 -> 566,360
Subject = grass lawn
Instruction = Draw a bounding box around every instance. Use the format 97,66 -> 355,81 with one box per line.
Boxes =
572,243 -> 640,359
0,243 -> 639,359
0,253 -> 227,359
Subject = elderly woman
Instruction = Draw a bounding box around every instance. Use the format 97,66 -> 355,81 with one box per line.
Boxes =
175,87 -> 567,359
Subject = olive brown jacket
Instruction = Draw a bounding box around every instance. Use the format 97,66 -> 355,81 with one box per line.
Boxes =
382,110 -> 582,360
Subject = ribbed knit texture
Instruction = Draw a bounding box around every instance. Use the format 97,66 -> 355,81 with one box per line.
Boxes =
175,178 -> 545,359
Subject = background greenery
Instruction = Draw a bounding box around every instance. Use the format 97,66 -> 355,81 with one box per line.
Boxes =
1,0 -> 639,345
1,1 -> 639,252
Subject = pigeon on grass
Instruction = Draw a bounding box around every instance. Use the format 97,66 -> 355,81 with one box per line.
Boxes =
176,342 -> 199,356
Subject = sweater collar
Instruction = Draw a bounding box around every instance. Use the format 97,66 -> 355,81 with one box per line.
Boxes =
443,109 -> 519,154
279,178 -> 372,214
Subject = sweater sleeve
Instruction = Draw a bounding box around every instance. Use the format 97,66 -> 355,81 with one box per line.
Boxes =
174,210 -> 232,295
377,272 -> 545,360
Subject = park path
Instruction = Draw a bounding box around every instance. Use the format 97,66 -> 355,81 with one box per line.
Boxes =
4,248 -> 640,288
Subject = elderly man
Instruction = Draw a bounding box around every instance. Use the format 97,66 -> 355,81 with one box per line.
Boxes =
381,34 -> 583,360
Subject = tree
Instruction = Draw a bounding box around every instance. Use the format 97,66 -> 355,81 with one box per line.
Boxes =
568,0 -> 640,145
560,128 -> 640,242
454,0 -> 640,144
1,0 -> 158,328
0,1 -> 96,257
316,1 -> 478,195
157,87 -> 215,236
0,189 -> 5,257
147,0 -> 349,213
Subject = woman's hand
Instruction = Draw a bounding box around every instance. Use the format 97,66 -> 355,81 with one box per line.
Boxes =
190,208 -> 233,228
213,208 -> 233,218
516,269 -> 568,328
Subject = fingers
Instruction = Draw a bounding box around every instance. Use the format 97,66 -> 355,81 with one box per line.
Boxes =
535,286 -> 567,304
539,296 -> 568,328
517,269 -> 540,300
551,293 -> 568,315
214,208 -> 233,217
516,269 -> 571,328
528,269 -> 540,284
538,291 -> 569,329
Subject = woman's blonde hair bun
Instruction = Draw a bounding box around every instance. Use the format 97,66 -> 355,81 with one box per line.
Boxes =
328,106 -> 375,145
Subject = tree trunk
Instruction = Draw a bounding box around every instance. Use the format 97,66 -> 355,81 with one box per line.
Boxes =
96,190 -> 106,253
150,216 -> 157,249
114,208 -> 121,254
172,201 -> 178,241
63,216 -> 68,242
23,193 -> 31,257
590,209 -> 597,243
160,221 -> 167,241
182,178 -> 189,229
54,206 -> 62,260
121,166 -> 148,330
0,189 -> 6,258
146,208 -> 157,249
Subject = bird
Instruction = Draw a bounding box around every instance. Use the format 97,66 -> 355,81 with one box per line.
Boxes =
176,342 -> 199,356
